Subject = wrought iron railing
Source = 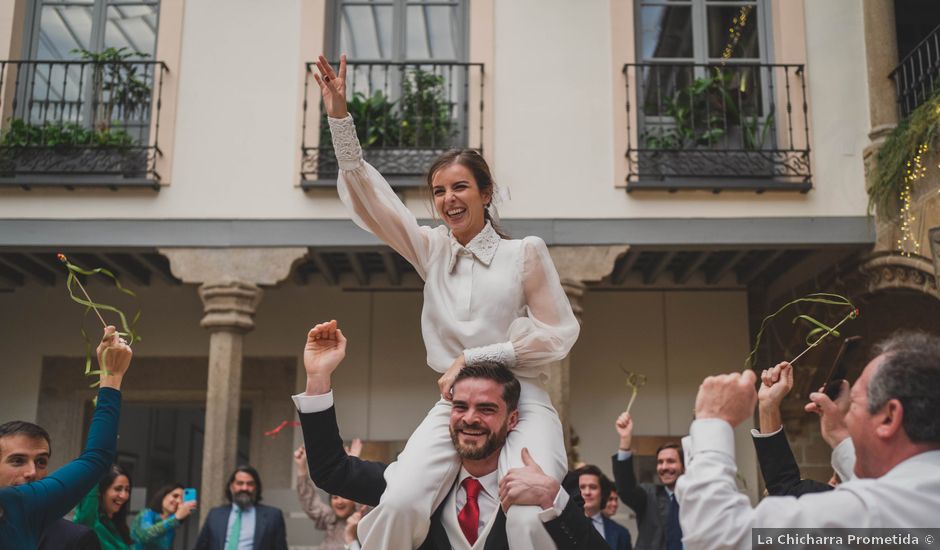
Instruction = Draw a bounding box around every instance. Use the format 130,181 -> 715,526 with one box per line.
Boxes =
890,23 -> 940,119
0,59 -> 167,188
623,63 -> 811,190
301,61 -> 484,186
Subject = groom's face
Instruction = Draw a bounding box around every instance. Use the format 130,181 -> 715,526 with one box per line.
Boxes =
449,378 -> 519,460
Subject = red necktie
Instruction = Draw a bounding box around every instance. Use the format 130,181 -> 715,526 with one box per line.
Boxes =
458,478 -> 483,545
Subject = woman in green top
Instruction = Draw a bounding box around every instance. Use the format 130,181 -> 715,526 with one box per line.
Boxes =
130,483 -> 197,550
74,464 -> 133,549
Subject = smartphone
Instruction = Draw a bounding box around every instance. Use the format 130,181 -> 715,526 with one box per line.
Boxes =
183,488 -> 197,503
822,336 -> 862,400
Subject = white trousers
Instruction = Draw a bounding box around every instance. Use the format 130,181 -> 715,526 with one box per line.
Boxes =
357,379 -> 567,549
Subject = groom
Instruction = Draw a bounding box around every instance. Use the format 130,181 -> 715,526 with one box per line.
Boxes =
293,320 -> 607,549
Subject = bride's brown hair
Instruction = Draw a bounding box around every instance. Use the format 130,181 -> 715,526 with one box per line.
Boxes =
426,149 -> 509,239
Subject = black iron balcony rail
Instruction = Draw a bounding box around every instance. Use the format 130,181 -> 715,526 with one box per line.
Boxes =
0,59 -> 167,189
623,62 -> 811,192
890,23 -> 940,119
301,60 -> 484,188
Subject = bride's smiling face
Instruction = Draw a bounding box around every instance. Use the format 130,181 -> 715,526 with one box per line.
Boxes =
431,162 -> 491,246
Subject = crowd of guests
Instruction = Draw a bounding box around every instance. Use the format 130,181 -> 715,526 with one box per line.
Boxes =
1,321 -> 939,549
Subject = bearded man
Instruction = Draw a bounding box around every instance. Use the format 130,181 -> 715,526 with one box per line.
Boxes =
194,464 -> 288,549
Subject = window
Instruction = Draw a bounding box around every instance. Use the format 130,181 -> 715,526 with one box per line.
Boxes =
25,0 -> 160,61
331,0 -> 467,62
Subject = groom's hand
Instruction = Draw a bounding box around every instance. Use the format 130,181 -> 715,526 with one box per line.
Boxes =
303,320 -> 347,395
498,448 -> 559,512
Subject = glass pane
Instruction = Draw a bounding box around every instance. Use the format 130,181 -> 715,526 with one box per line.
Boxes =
405,2 -> 460,59
104,4 -> 159,57
340,5 -> 393,60
36,4 -> 95,59
707,5 -> 760,59
640,5 -> 693,59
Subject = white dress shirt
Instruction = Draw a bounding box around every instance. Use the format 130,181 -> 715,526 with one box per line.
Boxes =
677,418 -> 940,550
224,503 -> 256,550
329,114 -> 580,380
455,468 -> 499,534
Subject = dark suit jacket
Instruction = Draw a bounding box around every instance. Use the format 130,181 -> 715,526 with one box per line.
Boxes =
193,503 -> 288,550
753,429 -> 833,496
301,405 -> 609,549
38,518 -> 101,550
602,516 -> 631,550
611,454 -> 669,550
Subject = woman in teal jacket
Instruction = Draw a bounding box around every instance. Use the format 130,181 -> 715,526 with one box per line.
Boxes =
75,464 -> 133,549
0,327 -> 131,550
131,483 -> 197,549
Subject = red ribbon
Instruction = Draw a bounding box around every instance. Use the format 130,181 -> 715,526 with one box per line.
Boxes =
264,420 -> 300,438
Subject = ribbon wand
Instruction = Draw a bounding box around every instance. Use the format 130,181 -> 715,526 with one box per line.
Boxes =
788,308 -> 860,366
620,367 -> 648,414
57,253 -> 108,329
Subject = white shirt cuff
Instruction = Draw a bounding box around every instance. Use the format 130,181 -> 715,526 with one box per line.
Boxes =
463,342 -> 517,369
537,487 -> 570,522
751,425 -> 783,438
292,390 -> 335,413
616,449 -> 633,461
689,418 -> 736,459
831,437 -> 856,482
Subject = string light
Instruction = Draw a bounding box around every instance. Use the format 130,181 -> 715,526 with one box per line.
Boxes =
721,5 -> 754,64
897,142 -> 927,257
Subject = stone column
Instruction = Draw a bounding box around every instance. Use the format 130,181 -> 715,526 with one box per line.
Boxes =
862,0 -> 900,140
861,0 -> 901,249
197,281 -> 261,519
548,245 -> 628,465
160,248 -> 307,523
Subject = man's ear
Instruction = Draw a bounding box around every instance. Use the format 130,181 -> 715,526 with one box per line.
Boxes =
507,410 -> 520,432
875,399 -> 904,439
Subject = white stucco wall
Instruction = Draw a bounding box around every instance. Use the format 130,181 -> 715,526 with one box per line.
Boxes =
0,0 -> 869,223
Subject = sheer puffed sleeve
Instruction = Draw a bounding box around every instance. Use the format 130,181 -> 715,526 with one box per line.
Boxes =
330,115 -> 438,280
464,236 -> 580,376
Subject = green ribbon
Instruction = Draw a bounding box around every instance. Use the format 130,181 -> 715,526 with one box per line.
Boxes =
746,292 -> 858,370
57,254 -> 141,387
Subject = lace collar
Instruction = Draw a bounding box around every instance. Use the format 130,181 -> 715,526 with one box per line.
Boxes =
447,222 -> 500,272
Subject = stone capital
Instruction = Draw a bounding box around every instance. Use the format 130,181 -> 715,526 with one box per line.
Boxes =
549,245 -> 630,283
159,247 -> 308,286
198,281 -> 263,333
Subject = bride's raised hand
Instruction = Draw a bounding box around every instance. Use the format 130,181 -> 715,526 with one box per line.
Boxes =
314,54 -> 348,119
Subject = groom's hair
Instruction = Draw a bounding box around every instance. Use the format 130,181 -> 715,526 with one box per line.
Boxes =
454,363 -> 521,412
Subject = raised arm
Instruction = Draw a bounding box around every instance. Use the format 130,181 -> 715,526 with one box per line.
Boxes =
610,412 -> 649,519
294,445 -> 336,529
463,236 -> 580,376
9,327 -> 130,534
314,55 -> 437,278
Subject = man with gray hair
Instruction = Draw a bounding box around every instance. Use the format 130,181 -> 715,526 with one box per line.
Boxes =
676,331 -> 940,549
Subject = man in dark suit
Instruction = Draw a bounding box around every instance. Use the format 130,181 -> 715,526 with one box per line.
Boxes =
563,466 -> 631,550
295,320 -> 608,549
752,362 -> 855,496
611,413 -> 683,550
0,421 -> 100,550
194,465 -> 288,550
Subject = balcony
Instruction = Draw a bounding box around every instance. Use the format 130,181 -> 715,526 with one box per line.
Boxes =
623,63 -> 811,192
0,57 -> 167,190
301,61 -> 484,188
891,23 -> 940,119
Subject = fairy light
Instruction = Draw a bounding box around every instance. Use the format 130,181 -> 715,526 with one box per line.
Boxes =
721,5 -> 754,63
897,142 -> 927,256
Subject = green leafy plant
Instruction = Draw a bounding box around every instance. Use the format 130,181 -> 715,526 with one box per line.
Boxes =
319,67 -> 457,150
399,68 -> 457,147
643,68 -> 772,151
73,47 -> 152,131
869,86 -> 940,216
0,118 -> 134,147
320,90 -> 402,148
